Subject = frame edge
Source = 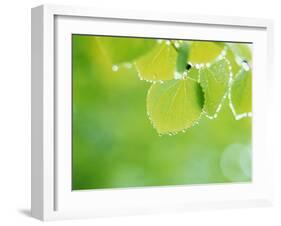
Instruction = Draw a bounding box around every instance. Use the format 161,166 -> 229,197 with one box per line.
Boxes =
31,5 -> 44,221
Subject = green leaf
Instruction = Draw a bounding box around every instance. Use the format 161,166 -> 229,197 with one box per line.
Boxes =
228,43 -> 252,64
147,78 -> 204,135
189,41 -> 224,64
187,66 -> 200,81
96,36 -> 157,64
199,58 -> 231,117
135,42 -> 177,82
176,42 -> 189,73
225,47 -> 240,77
230,68 -> 252,116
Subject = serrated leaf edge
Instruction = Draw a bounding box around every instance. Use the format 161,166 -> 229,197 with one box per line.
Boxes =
134,42 -> 177,83
146,77 -> 204,136
228,67 -> 252,120
198,57 -> 232,119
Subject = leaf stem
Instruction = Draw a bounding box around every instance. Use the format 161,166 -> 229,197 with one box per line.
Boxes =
171,40 -> 179,52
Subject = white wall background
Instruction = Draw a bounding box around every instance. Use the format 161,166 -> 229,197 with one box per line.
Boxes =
0,0 -> 280,225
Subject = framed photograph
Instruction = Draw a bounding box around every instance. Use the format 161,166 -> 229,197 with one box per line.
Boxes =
31,4 -> 274,221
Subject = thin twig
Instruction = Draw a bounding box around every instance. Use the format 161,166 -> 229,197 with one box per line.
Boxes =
171,41 -> 179,52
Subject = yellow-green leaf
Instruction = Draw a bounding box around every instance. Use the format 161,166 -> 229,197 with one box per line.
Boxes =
189,41 -> 224,64
199,58 -> 230,117
230,68 -> 252,116
228,43 -> 252,64
147,78 -> 204,135
225,47 -> 240,77
187,66 -> 200,81
96,36 -> 157,64
135,42 -> 177,82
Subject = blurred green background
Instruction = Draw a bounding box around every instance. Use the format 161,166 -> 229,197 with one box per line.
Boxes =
72,35 -> 252,190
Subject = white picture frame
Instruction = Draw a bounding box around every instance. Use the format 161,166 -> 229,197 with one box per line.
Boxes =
31,4 -> 274,221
